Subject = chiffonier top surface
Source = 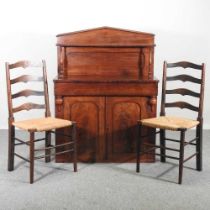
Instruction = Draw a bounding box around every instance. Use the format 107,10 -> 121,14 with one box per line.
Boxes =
56,26 -> 155,47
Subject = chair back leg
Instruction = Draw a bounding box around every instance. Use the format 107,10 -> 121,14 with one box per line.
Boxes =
196,124 -> 203,171
8,125 -> 15,171
178,130 -> 185,184
72,123 -> 77,172
160,129 -> 166,162
136,123 -> 142,173
45,131 -> 51,163
29,132 -> 35,184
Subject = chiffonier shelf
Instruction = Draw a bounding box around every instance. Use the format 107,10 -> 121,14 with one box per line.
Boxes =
54,27 -> 158,163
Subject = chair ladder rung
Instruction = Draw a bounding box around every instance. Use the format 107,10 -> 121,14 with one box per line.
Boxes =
143,143 -> 180,152
155,153 -> 180,160
50,130 -> 72,138
183,152 -> 198,163
14,137 -> 29,145
34,141 -> 74,151
14,137 -> 46,146
34,149 -> 74,160
184,137 -> 198,146
165,138 -> 180,143
14,153 -> 29,162
34,137 -> 46,142
146,151 -> 180,160
140,147 -> 156,155
140,131 -> 160,139
165,137 -> 198,146
15,142 -> 27,146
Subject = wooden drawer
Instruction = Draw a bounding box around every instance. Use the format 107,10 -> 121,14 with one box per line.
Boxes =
54,80 -> 158,96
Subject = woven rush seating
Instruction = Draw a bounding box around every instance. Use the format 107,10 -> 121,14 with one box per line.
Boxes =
141,116 -> 199,131
13,117 -> 72,132
5,60 -> 77,184
136,61 -> 205,184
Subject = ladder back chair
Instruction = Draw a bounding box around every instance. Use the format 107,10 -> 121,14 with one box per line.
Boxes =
136,61 -> 205,184
5,60 -> 77,184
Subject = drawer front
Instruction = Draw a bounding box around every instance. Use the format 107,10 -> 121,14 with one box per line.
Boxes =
54,81 -> 158,96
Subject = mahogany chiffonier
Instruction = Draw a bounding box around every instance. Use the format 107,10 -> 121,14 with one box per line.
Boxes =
54,27 -> 158,163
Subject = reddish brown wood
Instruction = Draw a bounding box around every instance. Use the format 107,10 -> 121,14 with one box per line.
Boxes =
10,75 -> 44,84
56,26 -> 155,47
167,61 -> 203,70
54,80 -> 158,96
165,101 -> 199,112
54,27 -> 158,163
5,60 -> 78,183
166,74 -> 201,84
165,88 -> 200,98
137,61 -> 205,184
61,97 -> 105,162
106,97 -> 155,162
12,102 -> 46,113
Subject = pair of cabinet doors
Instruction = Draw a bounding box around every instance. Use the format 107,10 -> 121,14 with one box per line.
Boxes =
57,96 -> 155,163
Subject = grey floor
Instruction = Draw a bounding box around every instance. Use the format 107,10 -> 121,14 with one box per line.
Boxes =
0,130 -> 210,210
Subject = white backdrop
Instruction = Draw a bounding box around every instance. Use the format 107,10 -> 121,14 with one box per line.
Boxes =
0,0 -> 209,129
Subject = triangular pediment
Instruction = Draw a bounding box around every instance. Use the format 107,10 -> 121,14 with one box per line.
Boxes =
57,26 -> 154,47
57,26 -> 154,37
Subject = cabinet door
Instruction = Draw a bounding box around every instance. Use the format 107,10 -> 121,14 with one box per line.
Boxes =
63,97 -> 105,162
106,97 -> 155,162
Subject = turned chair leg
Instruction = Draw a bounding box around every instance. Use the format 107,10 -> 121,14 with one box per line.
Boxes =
29,132 -> 35,184
8,125 -> 15,171
160,129 -> 166,162
136,123 -> 142,173
178,130 -> 185,184
72,123 -> 77,172
196,124 -> 202,171
45,131 -> 51,163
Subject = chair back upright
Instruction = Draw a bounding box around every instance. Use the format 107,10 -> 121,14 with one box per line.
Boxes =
160,61 -> 205,123
5,60 -> 51,125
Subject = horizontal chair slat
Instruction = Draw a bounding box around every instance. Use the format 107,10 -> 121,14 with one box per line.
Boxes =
35,149 -> 74,160
146,151 -> 180,160
34,141 -> 74,151
167,61 -> 203,70
184,137 -> 198,146
14,153 -> 29,162
9,60 -> 42,69
14,137 -> 29,145
165,101 -> 199,112
143,143 -> 180,152
165,137 -> 197,146
139,131 -> 160,139
166,74 -> 201,84
166,88 -> 200,98
183,152 -> 198,163
14,137 -> 46,145
12,102 -> 45,113
11,75 -> 43,84
50,130 -> 73,138
12,89 -> 44,99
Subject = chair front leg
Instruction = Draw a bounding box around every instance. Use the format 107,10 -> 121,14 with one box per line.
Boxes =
29,132 -> 35,184
178,130 -> 185,184
136,123 -> 142,173
160,129 -> 166,162
8,124 -> 15,171
196,124 -> 203,171
72,122 -> 77,172
45,131 -> 51,163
